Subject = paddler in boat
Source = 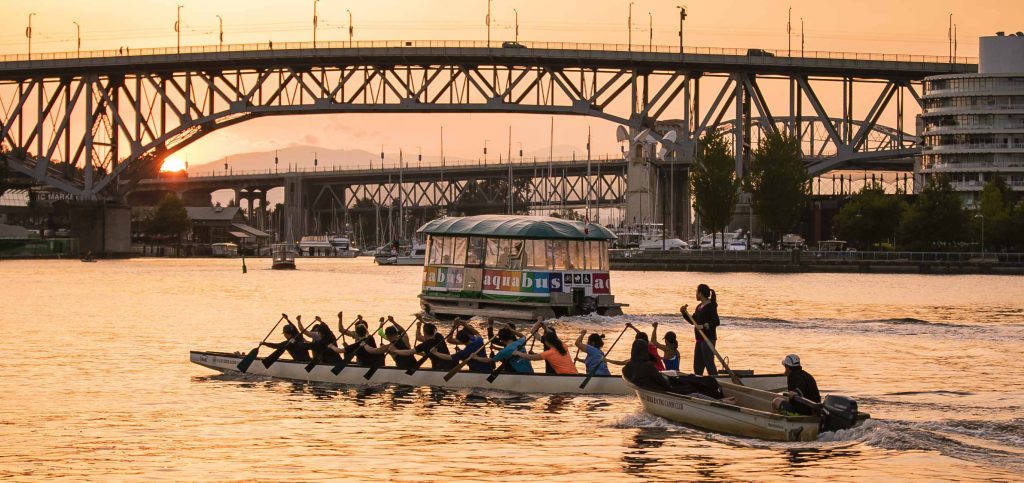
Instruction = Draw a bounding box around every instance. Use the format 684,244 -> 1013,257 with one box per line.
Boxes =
394,320 -> 455,370
296,316 -> 344,366
490,323 -> 533,374
261,322 -> 312,362
771,354 -> 822,416
680,283 -> 721,376
621,337 -> 671,390
650,323 -> 680,372
371,316 -> 417,370
329,317 -> 386,367
430,319 -> 493,373
574,330 -> 625,376
512,320 -> 578,374
624,324 -> 664,371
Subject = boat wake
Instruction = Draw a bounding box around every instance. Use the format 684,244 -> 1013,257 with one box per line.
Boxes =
555,313 -> 1024,342
615,409 -> 1024,471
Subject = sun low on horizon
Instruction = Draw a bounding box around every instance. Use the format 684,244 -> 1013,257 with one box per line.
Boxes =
160,157 -> 187,172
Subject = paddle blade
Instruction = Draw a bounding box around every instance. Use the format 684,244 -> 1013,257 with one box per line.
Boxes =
304,359 -> 319,373
442,361 -> 466,382
236,348 -> 259,373
485,362 -> 507,383
578,374 -> 595,389
405,355 -> 430,376
330,361 -> 348,375
261,346 -> 287,368
362,365 -> 381,380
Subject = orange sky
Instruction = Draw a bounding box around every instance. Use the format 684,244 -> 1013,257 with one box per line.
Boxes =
2,0 -> 1022,166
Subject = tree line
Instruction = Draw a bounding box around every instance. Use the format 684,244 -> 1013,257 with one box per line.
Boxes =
689,128 -> 1023,252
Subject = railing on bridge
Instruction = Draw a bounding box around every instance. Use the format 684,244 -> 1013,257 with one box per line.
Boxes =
1,39 -> 977,66
173,154 -> 626,180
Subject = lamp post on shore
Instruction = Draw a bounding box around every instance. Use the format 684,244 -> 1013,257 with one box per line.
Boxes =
976,213 -> 985,256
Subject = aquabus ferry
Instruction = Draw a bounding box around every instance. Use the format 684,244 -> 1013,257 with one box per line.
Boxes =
416,215 -> 627,321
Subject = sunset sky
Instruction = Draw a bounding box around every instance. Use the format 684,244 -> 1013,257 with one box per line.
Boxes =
2,0 -> 1022,167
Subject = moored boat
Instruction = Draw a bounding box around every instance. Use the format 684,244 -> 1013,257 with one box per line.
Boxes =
627,379 -> 869,441
190,350 -> 787,395
271,243 -> 297,270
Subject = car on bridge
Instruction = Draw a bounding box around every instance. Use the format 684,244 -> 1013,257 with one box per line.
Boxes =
502,41 -> 528,49
746,48 -> 776,57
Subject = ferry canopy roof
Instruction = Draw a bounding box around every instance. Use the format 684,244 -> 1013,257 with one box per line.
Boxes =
417,215 -> 616,241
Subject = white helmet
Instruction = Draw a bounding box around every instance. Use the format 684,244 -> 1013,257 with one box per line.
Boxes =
782,354 -> 801,367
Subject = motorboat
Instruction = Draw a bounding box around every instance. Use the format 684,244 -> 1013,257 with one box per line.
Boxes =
270,243 -> 297,270
627,378 -> 868,441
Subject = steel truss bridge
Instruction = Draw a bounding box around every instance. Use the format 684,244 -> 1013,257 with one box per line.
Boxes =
0,40 -> 975,203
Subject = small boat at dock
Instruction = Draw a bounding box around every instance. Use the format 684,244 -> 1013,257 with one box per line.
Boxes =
626,379 -> 869,441
189,350 -> 787,395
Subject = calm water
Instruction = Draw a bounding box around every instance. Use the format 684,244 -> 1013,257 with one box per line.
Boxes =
1,258 -> 1022,481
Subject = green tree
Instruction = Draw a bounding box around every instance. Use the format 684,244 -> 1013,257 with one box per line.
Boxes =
899,175 -> 967,251
147,193 -> 191,253
746,132 -> 810,245
833,184 -> 908,250
973,175 -> 1015,251
689,129 -> 741,249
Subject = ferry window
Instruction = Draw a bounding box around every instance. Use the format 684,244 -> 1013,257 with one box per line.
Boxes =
526,240 -> 548,269
451,237 -> 468,266
568,241 -> 585,270
508,240 -> 525,269
486,238 -> 506,268
438,237 -> 452,264
466,237 -> 485,266
428,236 -> 443,265
602,241 -> 609,269
550,240 -> 569,270
588,241 -> 604,270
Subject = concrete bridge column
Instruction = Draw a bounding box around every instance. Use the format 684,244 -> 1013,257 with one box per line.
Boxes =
623,140 -> 659,228
283,175 -> 307,242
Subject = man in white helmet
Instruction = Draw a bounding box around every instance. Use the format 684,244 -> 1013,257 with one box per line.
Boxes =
771,354 -> 821,416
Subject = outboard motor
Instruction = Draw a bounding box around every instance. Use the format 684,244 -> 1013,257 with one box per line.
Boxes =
820,395 -> 859,432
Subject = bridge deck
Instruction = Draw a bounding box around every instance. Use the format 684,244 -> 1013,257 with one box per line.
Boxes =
0,40 -> 976,80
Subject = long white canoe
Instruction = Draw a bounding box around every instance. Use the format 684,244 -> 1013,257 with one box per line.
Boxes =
628,379 -> 869,441
191,351 -> 787,395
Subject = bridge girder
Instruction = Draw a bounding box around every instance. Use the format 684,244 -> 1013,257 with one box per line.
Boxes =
0,46 -> 948,199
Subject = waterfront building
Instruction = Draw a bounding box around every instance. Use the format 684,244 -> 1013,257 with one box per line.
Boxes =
918,32 -> 1024,205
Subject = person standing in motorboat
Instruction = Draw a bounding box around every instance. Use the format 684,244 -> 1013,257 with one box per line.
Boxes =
650,322 -> 680,371
772,354 -> 822,416
681,284 -> 720,376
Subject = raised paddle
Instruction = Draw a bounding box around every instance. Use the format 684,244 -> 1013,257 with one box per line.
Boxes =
405,317 -> 462,376
485,326 -> 538,383
682,307 -> 743,386
363,315 -> 420,380
330,317 -> 385,375
237,314 -> 286,373
260,317 -> 303,368
579,324 -> 629,389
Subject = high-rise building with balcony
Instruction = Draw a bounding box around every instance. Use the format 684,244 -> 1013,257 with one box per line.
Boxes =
918,33 -> 1024,205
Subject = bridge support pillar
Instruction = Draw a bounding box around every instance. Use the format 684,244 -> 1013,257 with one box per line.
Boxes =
623,142 -> 659,228
659,164 -> 690,239
70,203 -> 132,255
283,176 -> 307,242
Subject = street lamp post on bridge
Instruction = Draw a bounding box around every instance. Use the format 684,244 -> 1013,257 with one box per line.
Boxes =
313,0 -> 319,48
347,9 -> 353,47
216,15 -> 223,50
677,5 -> 687,59
175,5 -> 183,53
27,13 -> 36,60
627,2 -> 633,52
73,21 -> 81,57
